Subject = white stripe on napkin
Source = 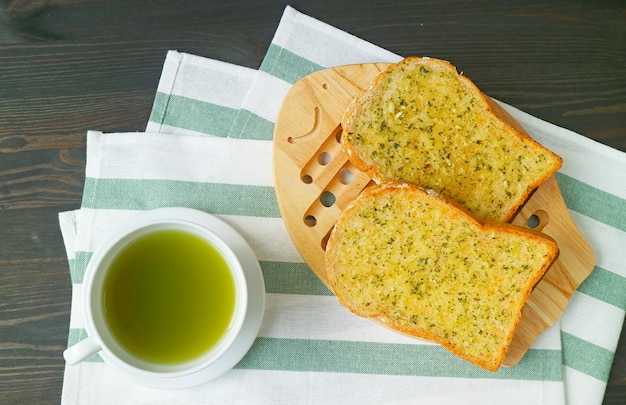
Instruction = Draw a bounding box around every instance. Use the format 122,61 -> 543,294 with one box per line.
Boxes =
85,131 -> 273,186
564,368 -> 609,405
569,212 -> 626,277
62,364 -> 564,405
238,71 -> 292,123
561,292 -> 625,352
155,51 -> 256,109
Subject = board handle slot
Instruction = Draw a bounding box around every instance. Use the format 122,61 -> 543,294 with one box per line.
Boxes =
321,228 -> 332,252
299,125 -> 346,187
301,162 -> 373,238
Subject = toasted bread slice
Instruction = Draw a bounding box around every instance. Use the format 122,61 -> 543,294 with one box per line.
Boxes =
341,57 -> 562,222
325,181 -> 558,371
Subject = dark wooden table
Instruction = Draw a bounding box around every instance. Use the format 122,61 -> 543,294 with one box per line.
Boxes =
1,0 -> 624,403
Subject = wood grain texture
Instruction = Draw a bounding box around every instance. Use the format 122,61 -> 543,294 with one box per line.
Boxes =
1,1 -> 624,403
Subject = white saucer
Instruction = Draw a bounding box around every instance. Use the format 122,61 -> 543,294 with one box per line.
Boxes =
99,207 -> 266,389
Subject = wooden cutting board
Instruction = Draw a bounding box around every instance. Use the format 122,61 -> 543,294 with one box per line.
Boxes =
272,63 -> 595,367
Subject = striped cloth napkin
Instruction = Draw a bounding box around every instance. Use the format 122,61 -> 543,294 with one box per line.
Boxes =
59,6 -> 626,404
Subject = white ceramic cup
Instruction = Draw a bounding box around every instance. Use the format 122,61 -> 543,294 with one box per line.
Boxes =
63,213 -> 248,385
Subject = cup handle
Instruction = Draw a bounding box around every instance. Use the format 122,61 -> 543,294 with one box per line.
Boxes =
63,336 -> 102,365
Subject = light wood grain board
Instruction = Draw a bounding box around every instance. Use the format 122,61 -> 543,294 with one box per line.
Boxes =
273,63 -> 595,368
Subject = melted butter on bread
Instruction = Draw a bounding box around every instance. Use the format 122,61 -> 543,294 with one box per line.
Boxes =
341,57 -> 562,222
325,182 -> 558,371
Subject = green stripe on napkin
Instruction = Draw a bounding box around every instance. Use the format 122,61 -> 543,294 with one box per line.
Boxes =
576,266 -> 626,310
68,252 -> 92,284
260,44 -> 324,84
81,178 -> 279,217
238,337 -> 562,381
261,261 -> 332,295
149,93 -> 239,137
227,109 -> 274,140
556,172 -> 626,232
66,328 -> 560,381
561,331 -> 614,381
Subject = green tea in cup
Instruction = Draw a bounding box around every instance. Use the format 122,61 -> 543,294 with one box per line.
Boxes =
102,228 -> 236,365
63,208 -> 259,389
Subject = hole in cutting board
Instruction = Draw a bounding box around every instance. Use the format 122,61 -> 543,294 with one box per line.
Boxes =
318,152 -> 331,165
305,215 -> 317,227
320,191 -> 336,207
527,209 -> 549,232
338,168 -> 354,185
334,127 -> 342,143
298,124 -> 344,186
